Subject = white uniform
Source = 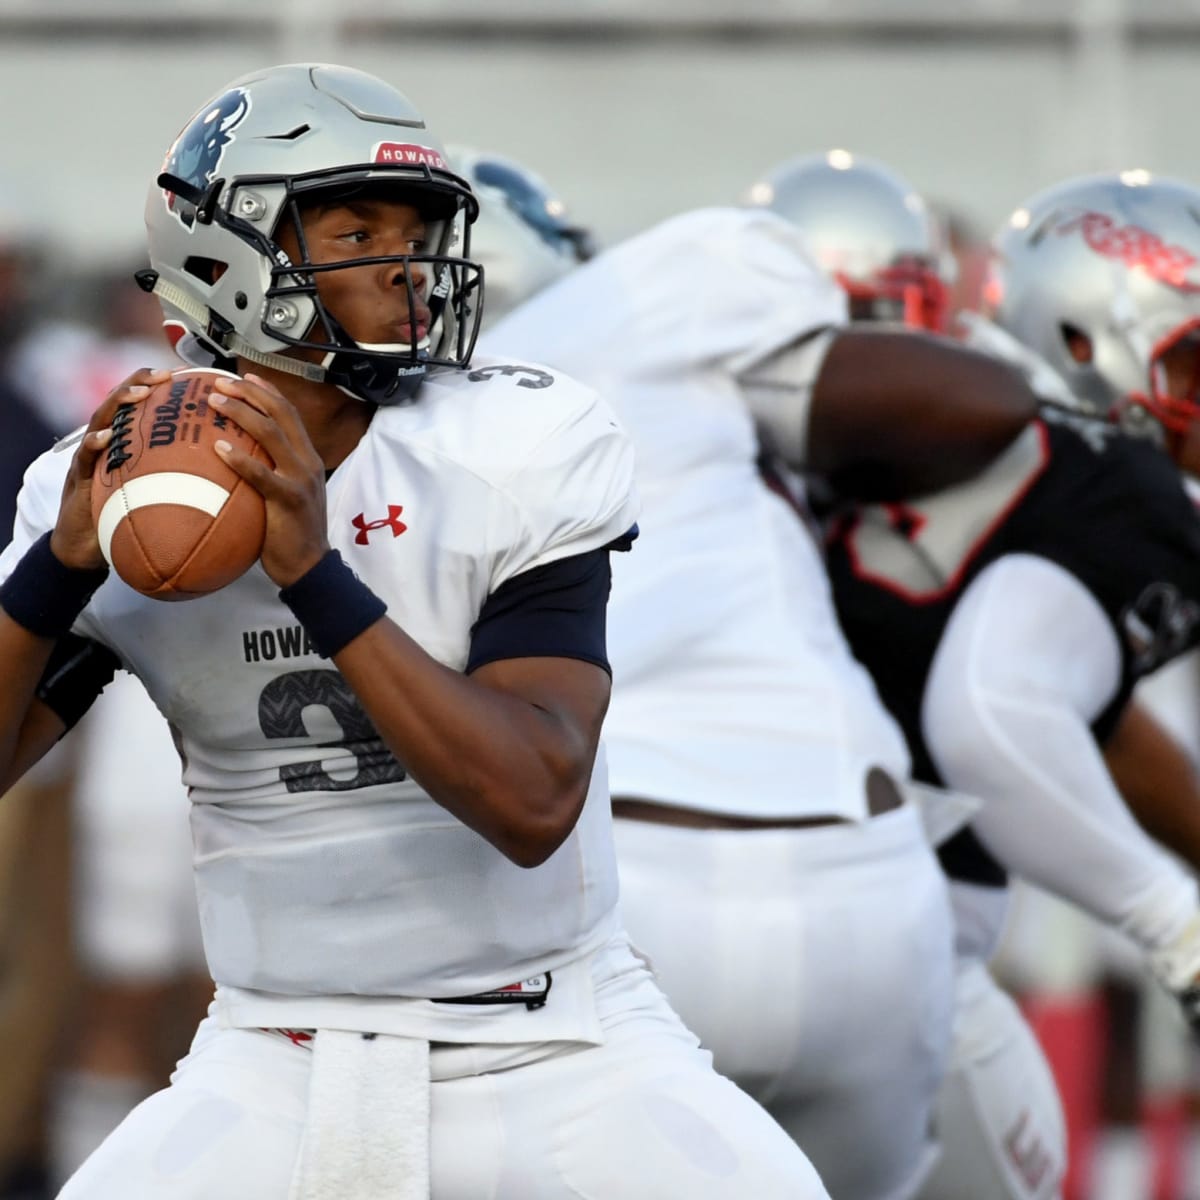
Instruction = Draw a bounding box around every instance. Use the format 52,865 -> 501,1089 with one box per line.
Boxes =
486,209 -> 956,1200
3,357 -> 825,1198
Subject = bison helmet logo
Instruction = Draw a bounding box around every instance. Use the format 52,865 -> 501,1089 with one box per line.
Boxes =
162,88 -> 252,228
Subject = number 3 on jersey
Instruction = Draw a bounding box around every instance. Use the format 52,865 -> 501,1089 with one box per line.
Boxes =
258,669 -> 407,794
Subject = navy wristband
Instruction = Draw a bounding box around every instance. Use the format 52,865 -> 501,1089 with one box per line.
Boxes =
278,549 -> 387,659
0,532 -> 108,638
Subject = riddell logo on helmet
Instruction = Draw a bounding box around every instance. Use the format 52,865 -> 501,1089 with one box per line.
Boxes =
372,143 -> 447,169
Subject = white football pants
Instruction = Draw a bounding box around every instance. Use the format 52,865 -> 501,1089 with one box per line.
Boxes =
57,937 -> 829,1199
918,956 -> 1066,1200
614,802 -> 955,1200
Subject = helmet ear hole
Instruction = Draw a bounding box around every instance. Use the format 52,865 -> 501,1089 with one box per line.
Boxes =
1060,323 -> 1094,364
183,256 -> 228,286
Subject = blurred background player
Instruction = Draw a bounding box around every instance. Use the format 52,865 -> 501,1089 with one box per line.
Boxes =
470,147 -> 1046,1199
757,154 -> 1200,1200
448,146 -> 594,330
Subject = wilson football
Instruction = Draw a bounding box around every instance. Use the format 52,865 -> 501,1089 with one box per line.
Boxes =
90,367 -> 271,600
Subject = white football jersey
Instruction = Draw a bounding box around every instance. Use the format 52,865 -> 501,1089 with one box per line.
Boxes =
485,208 -> 909,820
1,356 -> 638,1032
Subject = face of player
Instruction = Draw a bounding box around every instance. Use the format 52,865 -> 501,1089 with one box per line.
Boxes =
1157,330 -> 1200,475
277,197 -> 433,350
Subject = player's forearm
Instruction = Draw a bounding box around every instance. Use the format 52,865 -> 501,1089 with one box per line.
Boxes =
808,328 -> 1037,500
924,558 -> 1199,952
333,620 -> 601,867
1104,699 -> 1200,871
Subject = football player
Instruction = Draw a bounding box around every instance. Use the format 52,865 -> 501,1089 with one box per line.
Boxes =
473,153 -> 1042,1198
761,157 -> 1200,1199
0,65 -> 833,1199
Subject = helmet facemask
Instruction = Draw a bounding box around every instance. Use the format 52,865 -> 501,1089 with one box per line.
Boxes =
1136,319 -> 1200,436
836,257 -> 950,332
254,177 -> 482,404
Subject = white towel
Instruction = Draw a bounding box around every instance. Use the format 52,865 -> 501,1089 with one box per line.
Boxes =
288,1030 -> 431,1200
901,779 -> 983,847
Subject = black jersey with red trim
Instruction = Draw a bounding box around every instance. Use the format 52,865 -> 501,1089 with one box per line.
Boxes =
825,407 -> 1200,886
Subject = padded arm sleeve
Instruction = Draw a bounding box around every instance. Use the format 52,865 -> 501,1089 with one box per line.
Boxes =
922,553 -> 1199,954
738,328 -> 838,468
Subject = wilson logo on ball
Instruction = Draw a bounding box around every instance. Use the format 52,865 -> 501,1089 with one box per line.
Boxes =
91,368 -> 273,601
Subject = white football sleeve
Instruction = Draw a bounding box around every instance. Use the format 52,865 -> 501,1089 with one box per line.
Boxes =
921,552 -> 1200,955
739,328 -> 838,467
0,438 -> 76,583
491,390 -> 639,587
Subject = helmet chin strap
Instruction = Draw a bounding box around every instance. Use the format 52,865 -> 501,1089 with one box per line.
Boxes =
152,275 -> 327,382
152,274 -> 432,402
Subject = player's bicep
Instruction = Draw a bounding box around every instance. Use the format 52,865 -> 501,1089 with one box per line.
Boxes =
807,327 -> 1036,499
467,546 -> 618,744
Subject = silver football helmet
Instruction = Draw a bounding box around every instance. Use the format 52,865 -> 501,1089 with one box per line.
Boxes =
745,150 -> 952,332
143,63 -> 481,406
989,171 -> 1200,435
449,146 -> 593,326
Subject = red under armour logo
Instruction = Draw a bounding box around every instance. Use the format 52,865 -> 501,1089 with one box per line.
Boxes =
352,505 -> 408,545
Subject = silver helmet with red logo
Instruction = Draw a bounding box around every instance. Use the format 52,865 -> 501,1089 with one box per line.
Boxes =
988,172 -> 1200,435
143,63 -> 481,405
744,150 -> 952,332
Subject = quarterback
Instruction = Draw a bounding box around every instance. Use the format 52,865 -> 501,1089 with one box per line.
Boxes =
0,65 -> 829,1198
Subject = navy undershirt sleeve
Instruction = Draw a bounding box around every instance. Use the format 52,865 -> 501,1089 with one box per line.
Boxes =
36,633 -> 121,730
467,534 -> 634,676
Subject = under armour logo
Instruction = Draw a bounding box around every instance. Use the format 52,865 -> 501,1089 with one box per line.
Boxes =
352,505 -> 408,545
1004,1110 -> 1054,1192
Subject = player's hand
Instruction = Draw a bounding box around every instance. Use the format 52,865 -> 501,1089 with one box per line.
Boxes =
1149,912 -> 1200,1038
210,373 -> 331,588
50,367 -> 171,571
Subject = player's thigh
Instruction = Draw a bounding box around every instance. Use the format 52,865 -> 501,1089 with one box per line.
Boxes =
57,1022 -> 307,1200
433,1050 -> 831,1200
432,979 -> 829,1199
918,958 -> 1065,1200
762,813 -> 955,1200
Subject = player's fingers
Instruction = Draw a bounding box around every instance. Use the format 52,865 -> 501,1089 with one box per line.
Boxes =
74,427 -> 115,478
239,373 -> 314,447
90,367 -> 172,429
212,438 -> 284,496
208,388 -> 313,476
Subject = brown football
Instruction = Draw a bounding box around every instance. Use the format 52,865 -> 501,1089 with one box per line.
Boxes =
90,368 -> 271,600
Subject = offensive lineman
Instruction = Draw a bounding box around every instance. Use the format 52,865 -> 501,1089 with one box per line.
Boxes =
765,162 -> 1200,1199
0,65 -> 831,1198
478,156 -> 1042,1198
